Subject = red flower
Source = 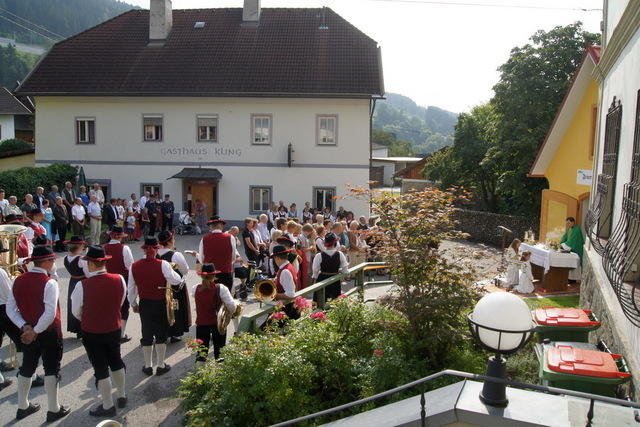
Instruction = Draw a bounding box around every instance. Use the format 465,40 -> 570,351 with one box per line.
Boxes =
194,339 -> 203,345
373,349 -> 384,356
337,294 -> 348,299
270,311 -> 287,321
293,296 -> 311,311
310,311 -> 327,322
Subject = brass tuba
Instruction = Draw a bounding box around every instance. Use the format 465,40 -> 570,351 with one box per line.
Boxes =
253,279 -> 277,302
0,224 -> 27,279
163,262 -> 180,327
217,303 -> 243,334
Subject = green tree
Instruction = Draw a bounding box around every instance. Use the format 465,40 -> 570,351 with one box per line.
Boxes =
372,129 -> 416,157
0,45 -> 30,88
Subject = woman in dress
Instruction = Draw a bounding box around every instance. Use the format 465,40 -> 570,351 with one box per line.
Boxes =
195,199 -> 207,232
505,238 -> 521,288
63,235 -> 88,337
514,251 -> 535,294
42,199 -> 55,242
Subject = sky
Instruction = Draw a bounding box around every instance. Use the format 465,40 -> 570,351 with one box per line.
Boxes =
127,0 -> 603,113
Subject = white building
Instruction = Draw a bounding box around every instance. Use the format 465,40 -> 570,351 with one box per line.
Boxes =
584,0 -> 640,398
16,0 -> 384,222
0,87 -> 32,142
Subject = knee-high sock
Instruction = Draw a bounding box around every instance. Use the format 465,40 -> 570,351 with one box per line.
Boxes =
155,343 -> 167,368
0,371 -> 4,383
97,378 -> 114,410
17,374 -> 32,410
17,351 -> 23,368
44,375 -> 60,413
142,346 -> 153,368
111,368 -> 126,398
121,320 -> 127,337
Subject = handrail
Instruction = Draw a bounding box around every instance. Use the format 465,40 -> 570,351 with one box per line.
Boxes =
271,369 -> 640,427
236,261 -> 389,332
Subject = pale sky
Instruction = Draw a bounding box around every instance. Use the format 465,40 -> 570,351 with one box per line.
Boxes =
127,0 -> 603,113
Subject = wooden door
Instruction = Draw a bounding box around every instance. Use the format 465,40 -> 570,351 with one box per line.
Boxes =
191,184 -> 216,217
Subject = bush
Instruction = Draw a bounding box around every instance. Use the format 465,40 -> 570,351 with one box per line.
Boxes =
0,164 -> 77,199
178,298 -> 428,426
0,138 -> 32,153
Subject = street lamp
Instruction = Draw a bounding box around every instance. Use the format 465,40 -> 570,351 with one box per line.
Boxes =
467,292 -> 535,407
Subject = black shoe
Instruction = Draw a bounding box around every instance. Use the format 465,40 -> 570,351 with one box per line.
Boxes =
117,396 -> 128,408
89,404 -> 116,417
0,361 -> 15,372
142,366 -> 153,376
120,335 -> 132,343
169,336 -> 181,343
16,402 -> 40,420
31,374 -> 44,387
155,364 -> 171,376
46,405 -> 70,422
0,378 -> 13,391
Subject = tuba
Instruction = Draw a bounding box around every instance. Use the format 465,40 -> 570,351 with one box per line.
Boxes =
0,224 -> 27,279
217,303 -> 243,334
253,279 -> 277,302
163,263 -> 180,327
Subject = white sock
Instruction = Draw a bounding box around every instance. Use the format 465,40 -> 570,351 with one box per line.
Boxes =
121,320 -> 127,337
155,343 -> 167,368
17,352 -> 23,368
44,375 -> 60,413
0,371 -> 5,383
97,378 -> 114,410
17,374 -> 32,410
142,346 -> 153,368
111,368 -> 126,399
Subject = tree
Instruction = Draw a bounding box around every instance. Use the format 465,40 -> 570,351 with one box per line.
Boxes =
372,129 -> 416,157
0,45 -> 30,88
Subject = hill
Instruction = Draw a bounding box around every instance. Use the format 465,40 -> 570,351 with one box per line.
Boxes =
373,93 -> 458,155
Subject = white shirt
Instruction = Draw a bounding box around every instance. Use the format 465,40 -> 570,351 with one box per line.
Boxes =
257,222 -> 271,243
90,189 -> 105,205
127,259 -> 183,306
158,248 -> 189,276
72,204 -> 86,221
6,267 -> 59,333
191,282 -> 237,312
251,229 -> 263,245
87,201 -> 102,219
23,223 -> 46,254
71,269 -> 127,321
107,240 -> 134,270
26,261 -> 59,281
311,249 -> 349,279
139,196 -> 148,210
66,254 -> 90,277
197,229 -> 236,264
0,268 -> 12,305
277,261 -> 296,299
315,237 -> 326,252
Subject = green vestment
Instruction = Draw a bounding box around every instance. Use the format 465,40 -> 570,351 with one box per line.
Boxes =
560,225 -> 584,260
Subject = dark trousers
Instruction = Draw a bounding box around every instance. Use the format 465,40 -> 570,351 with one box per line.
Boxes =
19,328 -> 62,378
54,221 -> 67,249
0,304 -> 23,352
195,325 -> 226,361
82,329 -> 124,381
139,299 -> 168,346
313,273 -> 341,302
71,221 -> 84,237
120,274 -> 130,322
216,272 -> 233,292
148,215 -> 156,235
162,214 -> 173,231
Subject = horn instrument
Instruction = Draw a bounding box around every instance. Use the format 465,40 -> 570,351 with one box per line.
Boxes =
0,224 -> 27,279
253,279 -> 277,302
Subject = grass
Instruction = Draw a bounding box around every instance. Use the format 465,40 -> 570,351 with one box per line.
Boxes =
524,295 -> 580,310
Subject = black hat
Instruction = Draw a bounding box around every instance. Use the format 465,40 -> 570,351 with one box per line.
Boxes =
83,245 -> 112,262
64,235 -> 87,245
324,232 -> 338,245
28,245 -> 55,262
142,237 -> 160,249
197,263 -> 221,276
32,234 -> 51,246
158,230 -> 174,245
109,226 -> 128,238
270,245 -> 293,258
4,214 -> 23,224
207,215 -> 226,225
276,236 -> 294,247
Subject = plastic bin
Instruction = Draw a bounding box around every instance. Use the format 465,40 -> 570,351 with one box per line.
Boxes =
540,345 -> 632,397
533,307 -> 600,342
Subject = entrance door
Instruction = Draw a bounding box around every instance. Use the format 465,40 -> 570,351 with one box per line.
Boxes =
190,184 -> 216,217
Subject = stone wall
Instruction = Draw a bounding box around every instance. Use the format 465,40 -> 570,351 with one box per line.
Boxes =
454,209 -> 539,247
580,255 -> 640,399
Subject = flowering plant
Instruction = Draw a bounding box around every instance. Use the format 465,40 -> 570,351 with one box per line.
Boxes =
293,296 -> 312,313
310,311 -> 327,322
547,240 -> 560,251
270,311 -> 287,321
185,338 -> 207,360
373,349 -> 384,356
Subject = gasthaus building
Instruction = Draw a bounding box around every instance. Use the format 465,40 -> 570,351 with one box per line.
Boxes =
16,0 -> 384,221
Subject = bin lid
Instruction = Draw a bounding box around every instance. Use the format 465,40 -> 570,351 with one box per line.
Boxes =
534,307 -> 599,327
546,346 -> 631,378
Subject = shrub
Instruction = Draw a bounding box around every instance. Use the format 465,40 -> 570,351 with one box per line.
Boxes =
0,138 -> 32,152
0,164 -> 77,200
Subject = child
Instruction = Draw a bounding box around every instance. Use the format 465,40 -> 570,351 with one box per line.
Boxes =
514,251 -> 534,294
193,264 -> 237,362
126,210 -> 136,242
505,238 -> 521,288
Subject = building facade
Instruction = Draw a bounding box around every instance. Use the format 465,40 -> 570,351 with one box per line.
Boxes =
16,1 -> 384,221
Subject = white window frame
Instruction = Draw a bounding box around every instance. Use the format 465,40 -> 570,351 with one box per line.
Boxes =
249,185 -> 272,214
313,186 -> 336,211
143,114 -> 163,142
197,115 -> 218,142
251,114 -> 272,145
141,183 -> 163,199
316,114 -> 338,146
75,117 -> 96,144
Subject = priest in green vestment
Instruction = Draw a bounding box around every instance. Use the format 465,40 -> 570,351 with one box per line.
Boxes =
560,217 -> 584,260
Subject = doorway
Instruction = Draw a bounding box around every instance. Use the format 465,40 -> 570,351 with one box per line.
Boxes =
187,183 -> 217,217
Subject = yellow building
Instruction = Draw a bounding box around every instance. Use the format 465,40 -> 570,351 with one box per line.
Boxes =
529,46 -> 600,242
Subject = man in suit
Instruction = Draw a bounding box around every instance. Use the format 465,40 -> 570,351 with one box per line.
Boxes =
160,195 -> 175,232
62,182 -> 76,211
104,199 -> 118,230
52,197 -> 68,252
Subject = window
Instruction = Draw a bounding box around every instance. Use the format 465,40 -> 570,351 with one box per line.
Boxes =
313,187 -> 336,211
143,115 -> 163,142
250,186 -> 272,213
252,114 -> 272,145
317,115 -> 337,145
76,117 -> 95,144
141,183 -> 162,198
197,115 -> 218,142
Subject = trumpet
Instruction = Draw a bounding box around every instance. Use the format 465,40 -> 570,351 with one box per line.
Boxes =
253,279 -> 277,302
0,224 -> 27,279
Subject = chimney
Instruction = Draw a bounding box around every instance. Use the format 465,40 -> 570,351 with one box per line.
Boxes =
149,0 -> 172,43
243,0 -> 261,23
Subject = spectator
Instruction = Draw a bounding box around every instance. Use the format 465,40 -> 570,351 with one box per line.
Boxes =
139,191 -> 150,211
288,203 -> 300,221
0,189 -> 7,221
242,217 -> 260,263
34,186 -> 46,209
257,214 -> 271,243
161,194 -> 175,231
4,196 -> 22,217
127,193 -> 138,210
144,194 -> 159,235
116,198 -> 125,227
277,200 -> 288,213
104,198 -> 118,230
348,221 -> 367,267
89,183 -> 105,207
62,181 -> 76,211
47,184 -> 61,206
87,194 -> 102,245
42,199 -> 55,241
71,197 -> 86,236
20,194 -> 37,215
52,196 -> 69,251
78,185 -> 89,206
357,216 -> 369,230
194,198 -> 207,232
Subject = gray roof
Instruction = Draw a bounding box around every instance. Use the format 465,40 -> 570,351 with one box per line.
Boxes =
0,87 -> 31,115
169,167 -> 223,180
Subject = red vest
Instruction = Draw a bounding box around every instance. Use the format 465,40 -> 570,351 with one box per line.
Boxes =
81,273 -> 124,334
276,262 -> 299,293
202,232 -> 233,273
12,271 -> 61,334
29,223 -> 46,236
194,283 -> 221,326
131,258 -> 166,300
104,243 -> 128,276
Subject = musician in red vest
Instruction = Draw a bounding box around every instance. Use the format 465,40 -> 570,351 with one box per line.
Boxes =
271,245 -> 300,320
104,226 -> 134,343
193,263 -> 237,361
6,245 -> 70,422
157,230 -> 190,344
197,216 -> 236,291
23,209 -> 46,256
71,245 -> 127,417
128,237 -> 182,376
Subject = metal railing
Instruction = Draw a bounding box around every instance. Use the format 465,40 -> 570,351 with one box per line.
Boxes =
236,262 -> 390,332
271,369 -> 640,427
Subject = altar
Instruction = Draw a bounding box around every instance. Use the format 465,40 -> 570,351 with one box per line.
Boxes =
520,243 -> 581,292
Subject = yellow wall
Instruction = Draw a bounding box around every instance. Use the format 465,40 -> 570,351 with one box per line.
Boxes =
0,153 -> 35,172
544,79 -> 598,198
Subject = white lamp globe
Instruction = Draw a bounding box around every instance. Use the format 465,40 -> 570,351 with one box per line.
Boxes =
471,292 -> 533,352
